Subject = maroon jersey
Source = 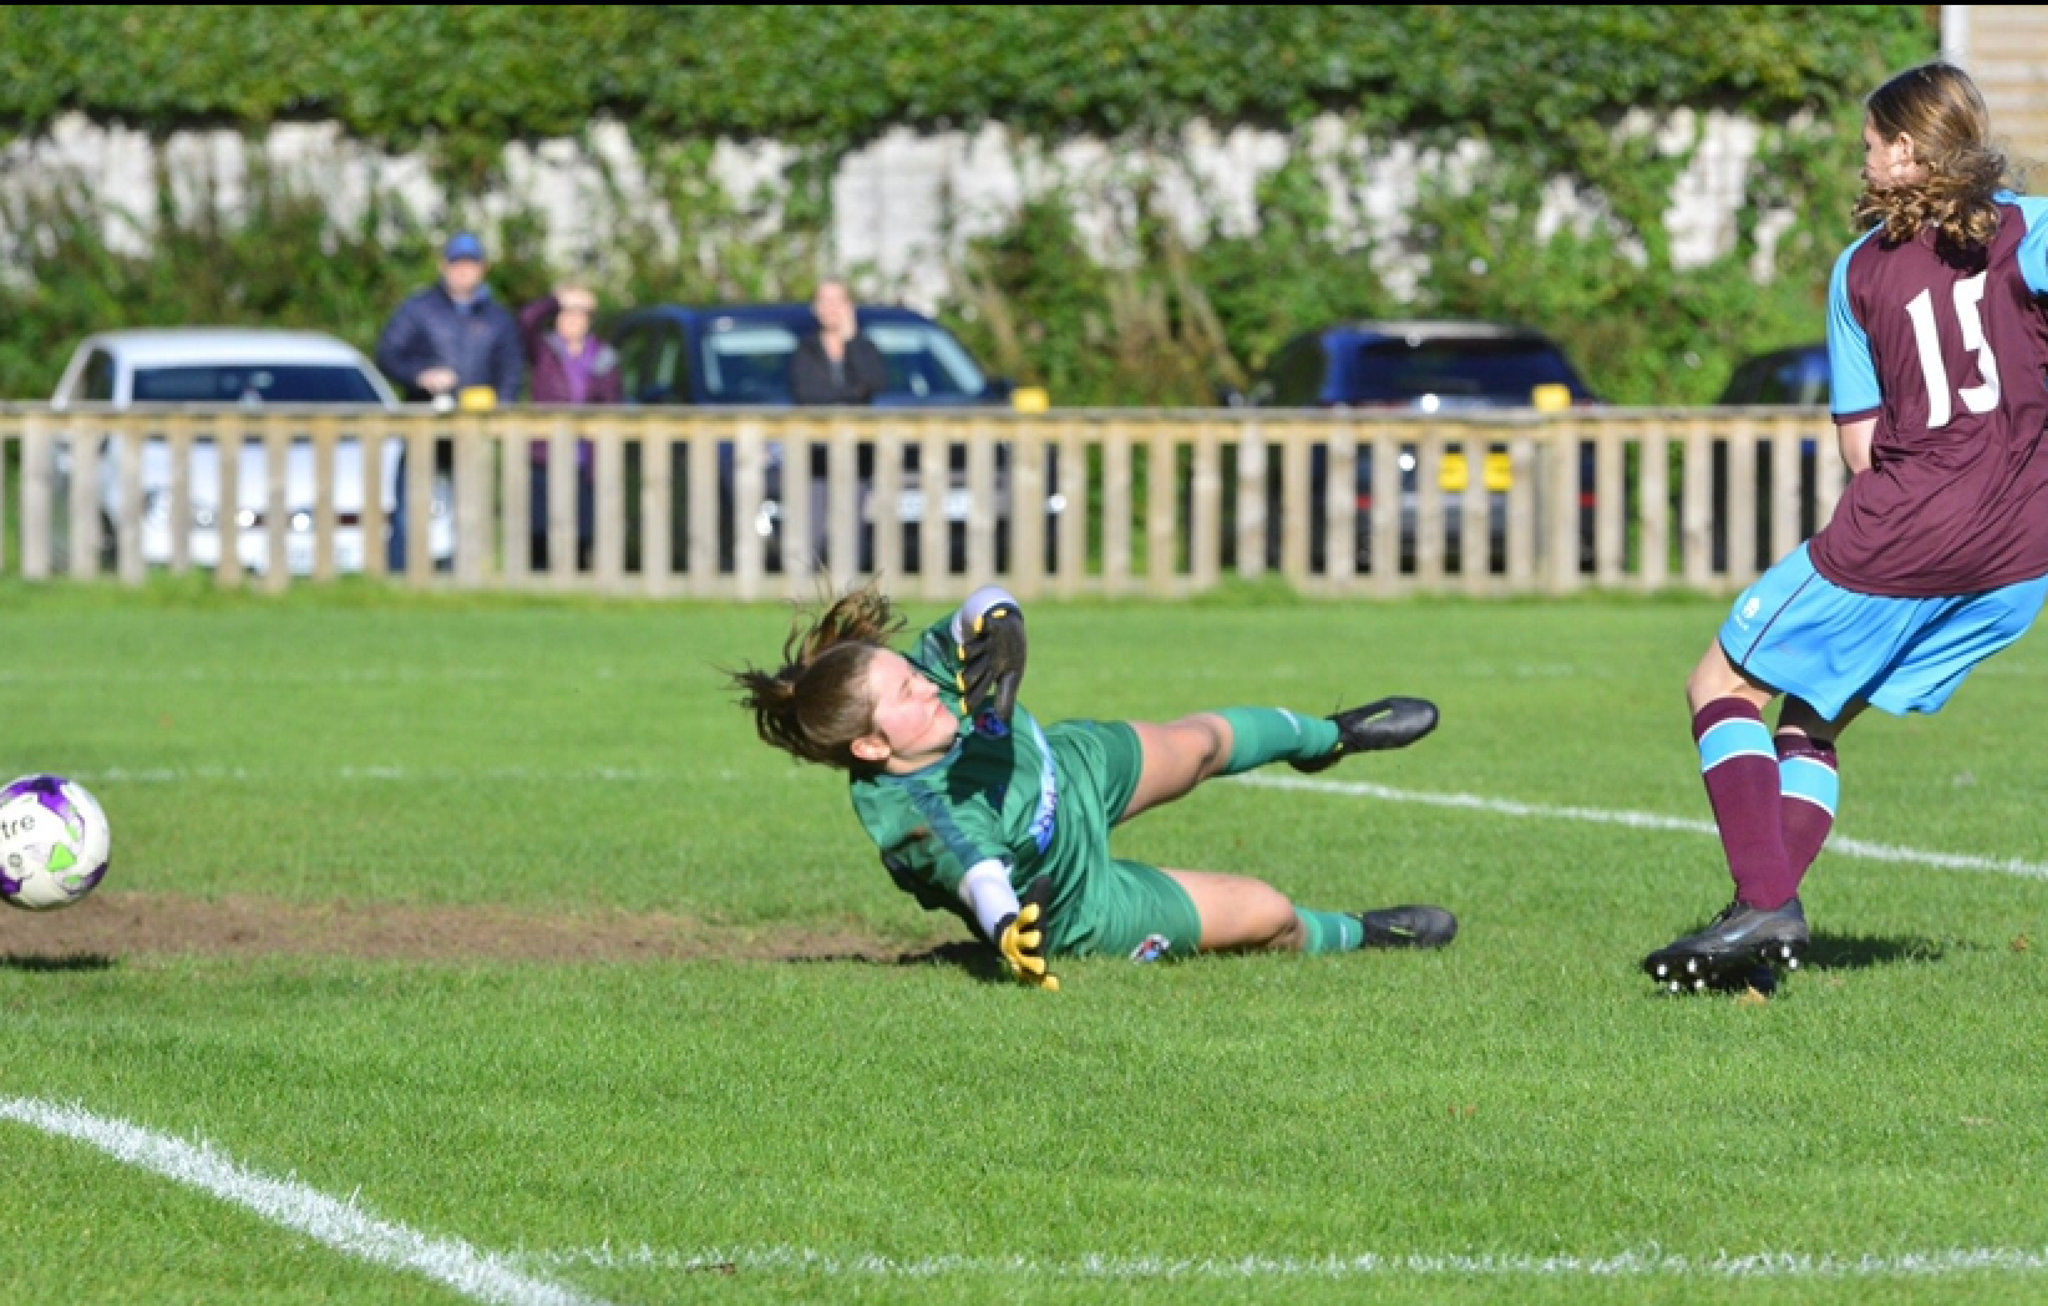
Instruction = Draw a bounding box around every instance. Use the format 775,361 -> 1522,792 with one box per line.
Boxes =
1810,195 -> 2048,596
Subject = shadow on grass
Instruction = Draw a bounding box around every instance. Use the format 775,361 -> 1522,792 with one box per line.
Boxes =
895,940 -> 1011,982
785,939 -> 1013,984
1804,931 -> 1949,971
0,953 -> 119,973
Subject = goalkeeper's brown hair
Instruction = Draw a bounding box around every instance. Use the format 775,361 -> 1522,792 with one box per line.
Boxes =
1856,61 -> 2014,256
725,581 -> 907,771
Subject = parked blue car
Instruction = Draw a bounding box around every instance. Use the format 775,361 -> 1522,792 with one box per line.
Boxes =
606,302 -> 1043,571
1715,341 -> 1829,565
1226,319 -> 1603,573
1716,342 -> 1829,407
609,301 -> 1022,410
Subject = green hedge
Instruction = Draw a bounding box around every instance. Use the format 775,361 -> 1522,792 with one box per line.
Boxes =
0,7 -> 1923,159
0,5 -> 1937,405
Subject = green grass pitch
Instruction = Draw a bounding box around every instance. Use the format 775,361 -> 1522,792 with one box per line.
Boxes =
2,576 -> 2046,1305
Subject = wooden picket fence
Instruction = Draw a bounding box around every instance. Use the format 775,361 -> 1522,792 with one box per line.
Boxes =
0,404 -> 1844,602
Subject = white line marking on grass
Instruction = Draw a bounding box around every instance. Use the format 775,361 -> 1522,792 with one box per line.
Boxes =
58,764 -> 2048,880
543,1243 -> 2048,1278
1233,774 -> 2048,881
0,1098 -> 614,1306
78,765 -> 668,784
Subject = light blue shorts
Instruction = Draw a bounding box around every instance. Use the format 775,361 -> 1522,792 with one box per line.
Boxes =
1718,542 -> 2048,721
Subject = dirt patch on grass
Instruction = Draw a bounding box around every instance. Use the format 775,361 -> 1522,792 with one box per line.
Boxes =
0,891 -> 975,969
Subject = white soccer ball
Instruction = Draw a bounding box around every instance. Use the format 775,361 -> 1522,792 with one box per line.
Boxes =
0,774 -> 112,911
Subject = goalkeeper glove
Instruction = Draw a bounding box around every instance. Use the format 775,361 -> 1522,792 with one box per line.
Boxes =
994,876 -> 1059,991
956,601 -> 1027,725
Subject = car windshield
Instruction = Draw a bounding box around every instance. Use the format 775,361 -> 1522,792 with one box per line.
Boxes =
132,364 -> 384,404
699,324 -> 801,403
867,324 -> 987,398
697,319 -> 989,403
1354,339 -> 1583,406
1721,349 -> 1829,405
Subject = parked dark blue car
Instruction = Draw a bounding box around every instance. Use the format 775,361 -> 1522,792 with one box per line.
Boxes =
606,301 -> 1045,571
1715,341 -> 1830,566
609,301 -> 1023,410
1717,342 -> 1829,407
1227,319 -> 1602,573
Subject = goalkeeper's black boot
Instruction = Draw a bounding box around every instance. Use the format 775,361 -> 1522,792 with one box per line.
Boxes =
1642,896 -> 1808,993
1291,697 -> 1440,773
1354,905 -> 1458,949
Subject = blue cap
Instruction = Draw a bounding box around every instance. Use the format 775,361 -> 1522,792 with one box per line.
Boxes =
443,231 -> 486,262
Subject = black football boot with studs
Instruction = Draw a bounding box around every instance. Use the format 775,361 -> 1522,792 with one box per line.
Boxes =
1290,697 -> 1440,774
1354,905 -> 1459,949
1643,897 -> 1809,994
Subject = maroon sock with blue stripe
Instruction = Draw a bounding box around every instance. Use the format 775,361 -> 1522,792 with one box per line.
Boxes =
1694,699 -> 1796,910
1776,732 -> 1840,889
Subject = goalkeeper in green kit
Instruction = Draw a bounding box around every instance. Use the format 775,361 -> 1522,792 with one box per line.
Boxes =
729,581 -> 1456,989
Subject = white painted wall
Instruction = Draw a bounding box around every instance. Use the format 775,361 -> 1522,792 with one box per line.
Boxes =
0,109 -> 1786,313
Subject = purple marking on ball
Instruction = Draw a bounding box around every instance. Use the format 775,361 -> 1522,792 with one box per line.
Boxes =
2,774 -> 80,828
0,775 -> 106,906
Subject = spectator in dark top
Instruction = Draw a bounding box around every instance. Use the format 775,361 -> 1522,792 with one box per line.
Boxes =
518,285 -> 621,570
374,231 -> 524,570
376,231 -> 524,406
789,278 -> 889,405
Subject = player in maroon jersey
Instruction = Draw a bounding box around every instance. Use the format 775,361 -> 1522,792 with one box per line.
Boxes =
1646,61 -> 2048,993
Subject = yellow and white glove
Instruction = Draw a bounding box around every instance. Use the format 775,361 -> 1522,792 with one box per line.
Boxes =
993,876 -> 1059,991
952,586 -> 1027,725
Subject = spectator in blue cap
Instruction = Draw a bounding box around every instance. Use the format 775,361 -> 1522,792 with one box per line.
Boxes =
374,230 -> 524,570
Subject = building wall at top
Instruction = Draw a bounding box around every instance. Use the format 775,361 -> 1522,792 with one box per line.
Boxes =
1947,6 -> 2048,178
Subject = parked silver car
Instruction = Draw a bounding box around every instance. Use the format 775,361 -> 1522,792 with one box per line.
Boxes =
50,328 -> 453,574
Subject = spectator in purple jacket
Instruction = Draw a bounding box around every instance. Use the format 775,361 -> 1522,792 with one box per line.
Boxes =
518,285 -> 622,570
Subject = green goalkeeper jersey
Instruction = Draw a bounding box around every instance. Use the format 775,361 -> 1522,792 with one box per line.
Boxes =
848,612 -> 1070,937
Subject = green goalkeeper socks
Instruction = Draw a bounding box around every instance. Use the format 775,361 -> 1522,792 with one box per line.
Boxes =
1296,909 -> 1365,954
1218,708 -> 1340,775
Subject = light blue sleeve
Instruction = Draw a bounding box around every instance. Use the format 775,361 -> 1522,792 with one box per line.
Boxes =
1826,230 -> 1883,419
2013,194 -> 2048,295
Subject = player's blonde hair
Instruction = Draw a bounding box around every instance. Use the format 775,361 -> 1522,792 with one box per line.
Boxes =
1855,61 -> 2011,255
726,581 -> 906,771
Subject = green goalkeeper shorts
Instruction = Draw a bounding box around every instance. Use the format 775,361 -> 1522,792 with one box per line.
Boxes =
1039,719 -> 1202,962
